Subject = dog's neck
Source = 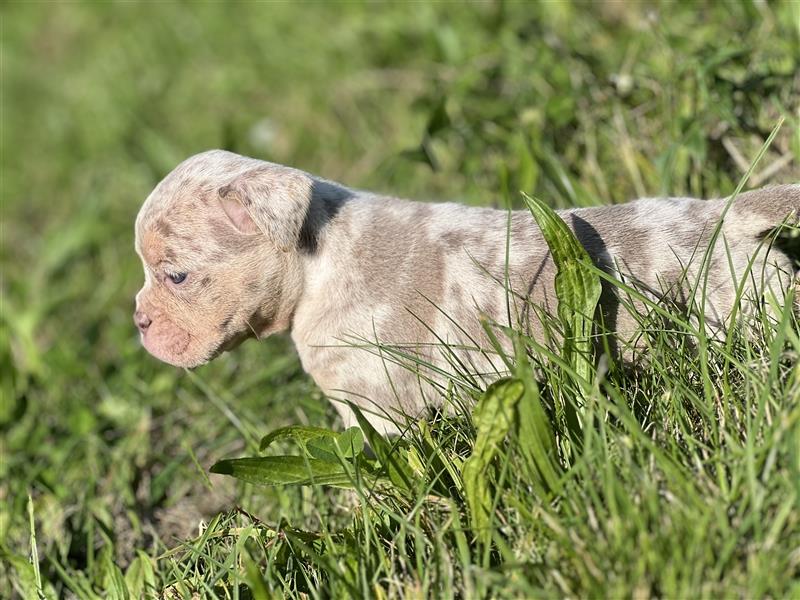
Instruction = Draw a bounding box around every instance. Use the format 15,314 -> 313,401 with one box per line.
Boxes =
297,179 -> 353,254
282,180 -> 355,335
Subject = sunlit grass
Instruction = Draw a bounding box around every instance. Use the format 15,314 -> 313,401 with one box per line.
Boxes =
2,1 -> 799,597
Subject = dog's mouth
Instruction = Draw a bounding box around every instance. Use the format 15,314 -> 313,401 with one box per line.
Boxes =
139,322 -> 226,369
137,304 -> 264,369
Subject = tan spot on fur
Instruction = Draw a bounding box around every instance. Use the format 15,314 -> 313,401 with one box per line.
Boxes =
141,230 -> 166,265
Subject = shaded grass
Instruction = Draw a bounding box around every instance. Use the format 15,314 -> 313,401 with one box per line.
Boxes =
2,1 -> 799,597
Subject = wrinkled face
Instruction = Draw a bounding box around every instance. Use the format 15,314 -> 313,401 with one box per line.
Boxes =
133,178 -> 288,368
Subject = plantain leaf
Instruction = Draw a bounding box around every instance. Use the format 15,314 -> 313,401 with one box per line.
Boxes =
124,551 -> 157,600
522,194 -> 602,381
513,336 -> 562,495
0,547 -> 56,600
307,427 -> 365,461
462,378 -> 525,543
259,425 -> 337,453
101,547 -> 129,599
210,456 -> 359,488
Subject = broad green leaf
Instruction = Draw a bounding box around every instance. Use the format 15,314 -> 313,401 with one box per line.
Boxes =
124,551 -> 157,600
463,378 -> 525,543
335,426 -> 365,457
101,547 -> 129,600
522,193 -> 602,388
307,427 -> 365,461
513,336 -> 562,495
523,192 -> 602,454
0,547 -> 56,600
259,425 -> 338,453
210,456 -> 359,488
347,402 -> 415,492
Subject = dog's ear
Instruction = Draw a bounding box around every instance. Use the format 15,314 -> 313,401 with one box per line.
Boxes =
217,166 -> 313,252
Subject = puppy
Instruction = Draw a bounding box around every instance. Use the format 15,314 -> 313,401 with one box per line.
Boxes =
134,150 -> 799,433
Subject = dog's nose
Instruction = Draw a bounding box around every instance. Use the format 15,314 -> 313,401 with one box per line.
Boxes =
134,310 -> 152,332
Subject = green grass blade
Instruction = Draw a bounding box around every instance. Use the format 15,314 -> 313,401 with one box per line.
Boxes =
347,401 -> 415,492
27,493 -> 46,600
242,553 -> 270,600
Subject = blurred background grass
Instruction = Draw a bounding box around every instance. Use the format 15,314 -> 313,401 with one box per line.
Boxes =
2,0 -> 799,595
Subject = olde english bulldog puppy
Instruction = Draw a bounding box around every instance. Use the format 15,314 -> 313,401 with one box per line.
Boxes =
134,150 -> 799,433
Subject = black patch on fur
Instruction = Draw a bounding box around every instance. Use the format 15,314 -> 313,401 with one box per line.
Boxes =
298,180 -> 350,254
219,315 -> 233,331
760,225 -> 800,267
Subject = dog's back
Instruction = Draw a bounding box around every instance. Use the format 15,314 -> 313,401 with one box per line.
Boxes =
291,184 -> 799,430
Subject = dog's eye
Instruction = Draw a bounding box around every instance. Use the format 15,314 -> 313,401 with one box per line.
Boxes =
168,272 -> 187,285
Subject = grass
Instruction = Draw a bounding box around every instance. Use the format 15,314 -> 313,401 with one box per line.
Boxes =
2,1 -> 800,597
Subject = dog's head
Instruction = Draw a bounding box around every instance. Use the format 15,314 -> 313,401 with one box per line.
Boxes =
133,150 -> 312,367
